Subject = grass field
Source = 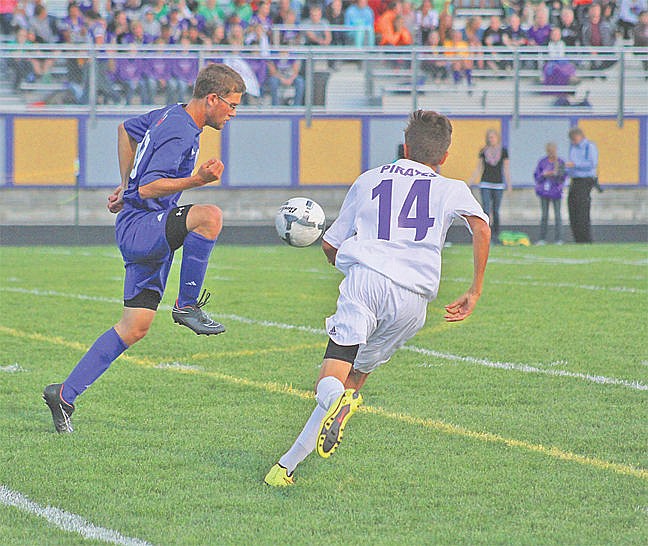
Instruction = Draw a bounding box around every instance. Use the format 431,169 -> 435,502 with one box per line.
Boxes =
0,242 -> 647,545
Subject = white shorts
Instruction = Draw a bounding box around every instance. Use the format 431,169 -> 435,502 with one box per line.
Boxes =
325,264 -> 428,374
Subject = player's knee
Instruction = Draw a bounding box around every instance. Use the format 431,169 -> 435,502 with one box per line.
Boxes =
195,204 -> 222,239
120,323 -> 151,345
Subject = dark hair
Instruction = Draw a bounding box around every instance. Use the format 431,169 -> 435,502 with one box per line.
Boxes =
404,110 -> 453,166
193,63 -> 246,98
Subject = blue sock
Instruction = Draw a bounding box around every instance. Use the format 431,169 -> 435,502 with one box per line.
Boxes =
177,231 -> 216,308
453,70 -> 461,84
62,328 -> 128,405
466,69 -> 473,86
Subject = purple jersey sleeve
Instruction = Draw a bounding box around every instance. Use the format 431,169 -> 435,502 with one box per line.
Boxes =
123,108 -> 167,142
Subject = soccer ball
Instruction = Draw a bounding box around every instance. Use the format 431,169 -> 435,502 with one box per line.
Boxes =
275,197 -> 326,247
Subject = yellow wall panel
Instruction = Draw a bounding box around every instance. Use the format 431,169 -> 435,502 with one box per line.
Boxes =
192,126 -> 222,186
577,119 -> 639,184
441,119 -> 501,183
300,119 -> 362,184
14,118 -> 78,185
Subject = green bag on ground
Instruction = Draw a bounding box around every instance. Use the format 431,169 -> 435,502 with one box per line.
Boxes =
498,231 -> 531,246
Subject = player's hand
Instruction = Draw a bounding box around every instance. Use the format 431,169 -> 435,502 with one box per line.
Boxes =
107,186 -> 124,213
444,291 -> 480,322
196,158 -> 224,185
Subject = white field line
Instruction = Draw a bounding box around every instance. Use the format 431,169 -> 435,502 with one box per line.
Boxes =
1,286 -> 646,392
0,485 -> 153,546
0,363 -> 26,373
444,276 -> 648,294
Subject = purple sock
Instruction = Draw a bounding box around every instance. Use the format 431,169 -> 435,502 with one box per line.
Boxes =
466,69 -> 473,86
177,231 -> 216,308
453,70 -> 461,84
62,328 -> 128,404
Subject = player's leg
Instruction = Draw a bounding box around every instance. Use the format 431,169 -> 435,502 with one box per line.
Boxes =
567,184 -> 578,242
170,204 -> 225,335
491,188 -> 502,241
265,349 -> 360,487
43,294 -> 158,433
539,197 -> 549,243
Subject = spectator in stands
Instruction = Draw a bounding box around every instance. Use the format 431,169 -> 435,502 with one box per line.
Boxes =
559,8 -> 580,46
599,0 -> 618,22
141,7 -> 162,41
482,15 -> 506,71
303,3 -> 332,45
345,0 -> 375,47
150,0 -> 169,22
7,27 -> 48,89
527,6 -> 551,46
9,1 -> 28,32
123,0 -> 144,22
415,0 -> 438,45
534,142 -> 566,245
228,0 -> 254,24
463,16 -> 484,70
400,1 -> 417,38
278,9 -> 301,44
165,8 -> 189,43
565,126 -> 599,243
198,0 -> 225,30
326,0 -> 346,45
572,0 -> 594,27
114,45 -> 148,104
226,21 -> 246,45
86,10 -> 108,43
126,20 -> 150,45
272,0 -> 293,23
469,128 -> 511,243
59,2 -> 87,44
77,28 -> 121,105
375,0 -> 400,44
543,26 -> 577,94
618,0 -> 647,39
503,13 -> 528,47
581,3 -> 616,69
143,39 -> 173,105
169,37 -> 199,103
548,0 -> 564,27
249,0 -> 273,42
380,14 -> 412,45
30,4 -> 57,43
436,7 -> 453,43
634,11 -> 648,72
0,0 -> 17,35
107,10 -> 129,43
188,24 -> 207,45
444,29 -> 473,87
421,29 -> 447,81
266,47 -> 305,105
210,23 -> 227,44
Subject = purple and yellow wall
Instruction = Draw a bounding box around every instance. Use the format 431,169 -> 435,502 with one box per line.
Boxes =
1,113 -> 646,187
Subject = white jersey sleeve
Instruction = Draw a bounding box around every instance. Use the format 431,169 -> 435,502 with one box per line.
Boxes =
324,159 -> 488,300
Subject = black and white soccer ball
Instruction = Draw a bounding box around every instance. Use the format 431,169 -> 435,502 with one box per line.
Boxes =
275,197 -> 326,247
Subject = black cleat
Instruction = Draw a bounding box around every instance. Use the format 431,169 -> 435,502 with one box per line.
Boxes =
43,383 -> 75,433
172,289 -> 226,336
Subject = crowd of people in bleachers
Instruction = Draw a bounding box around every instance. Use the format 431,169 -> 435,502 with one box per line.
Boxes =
1,0 -> 646,104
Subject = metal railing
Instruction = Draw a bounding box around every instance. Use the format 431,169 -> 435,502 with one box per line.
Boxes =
1,44 -> 646,125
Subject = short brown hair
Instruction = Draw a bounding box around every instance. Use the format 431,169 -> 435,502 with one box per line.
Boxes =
404,110 -> 452,166
568,126 -> 584,139
193,63 -> 246,99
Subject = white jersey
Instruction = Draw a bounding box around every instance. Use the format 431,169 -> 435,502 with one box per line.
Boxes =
323,159 -> 489,301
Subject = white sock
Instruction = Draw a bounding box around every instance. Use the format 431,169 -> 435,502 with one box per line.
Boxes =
278,376 -> 345,474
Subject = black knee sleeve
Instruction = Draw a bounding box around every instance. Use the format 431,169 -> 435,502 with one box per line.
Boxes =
324,338 -> 359,364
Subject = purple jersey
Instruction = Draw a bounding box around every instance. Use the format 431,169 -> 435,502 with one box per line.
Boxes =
116,104 -> 201,242
171,55 -> 199,83
114,56 -> 146,82
145,57 -> 172,81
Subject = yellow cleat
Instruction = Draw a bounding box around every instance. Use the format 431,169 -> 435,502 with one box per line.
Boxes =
317,389 -> 363,459
264,464 -> 295,487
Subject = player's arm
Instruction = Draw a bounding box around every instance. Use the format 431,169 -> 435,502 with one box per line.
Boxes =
138,158 -> 224,199
444,215 -> 490,322
468,158 -> 484,186
322,240 -> 338,265
108,123 -> 138,213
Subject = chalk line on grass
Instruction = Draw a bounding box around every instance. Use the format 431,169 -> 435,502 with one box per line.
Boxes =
0,485 -> 153,546
1,286 -> 646,392
0,363 -> 27,373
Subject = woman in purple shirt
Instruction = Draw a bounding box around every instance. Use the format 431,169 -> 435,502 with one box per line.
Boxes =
534,142 -> 566,244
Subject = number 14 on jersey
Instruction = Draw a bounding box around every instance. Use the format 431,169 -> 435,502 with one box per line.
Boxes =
372,178 -> 436,241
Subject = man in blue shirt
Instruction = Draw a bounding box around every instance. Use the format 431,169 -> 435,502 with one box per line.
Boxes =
43,63 -> 246,433
565,126 -> 599,243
